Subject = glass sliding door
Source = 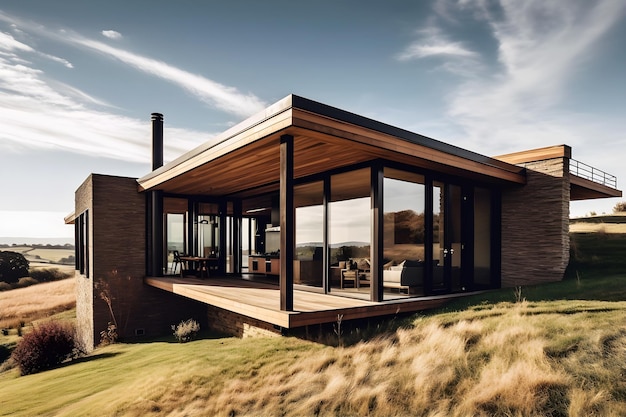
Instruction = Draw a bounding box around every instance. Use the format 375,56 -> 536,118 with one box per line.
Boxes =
294,181 -> 324,288
198,202 -> 220,275
383,168 -> 426,299
432,182 -> 446,292
164,197 -> 188,275
329,168 -> 371,297
431,182 -> 462,294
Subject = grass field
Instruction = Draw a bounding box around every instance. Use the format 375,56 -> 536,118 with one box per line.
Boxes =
0,245 -> 74,265
0,228 -> 625,416
0,278 -> 76,335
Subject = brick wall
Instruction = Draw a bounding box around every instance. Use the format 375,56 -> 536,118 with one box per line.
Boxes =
75,174 -> 210,350
501,158 -> 570,287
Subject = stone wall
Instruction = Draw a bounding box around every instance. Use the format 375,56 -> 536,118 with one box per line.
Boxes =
501,158 -> 570,287
207,305 -> 282,338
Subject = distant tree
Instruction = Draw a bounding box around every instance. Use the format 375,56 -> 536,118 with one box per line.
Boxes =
0,251 -> 29,284
613,201 -> 626,213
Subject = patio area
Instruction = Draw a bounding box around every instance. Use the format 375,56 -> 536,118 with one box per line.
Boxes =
145,275 -> 466,329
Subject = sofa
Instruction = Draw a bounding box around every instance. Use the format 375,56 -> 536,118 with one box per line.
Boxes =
383,260 -> 424,293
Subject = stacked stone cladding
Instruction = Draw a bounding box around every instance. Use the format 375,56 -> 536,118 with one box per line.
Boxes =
500,158 -> 570,287
206,305 -> 281,337
74,175 -> 94,350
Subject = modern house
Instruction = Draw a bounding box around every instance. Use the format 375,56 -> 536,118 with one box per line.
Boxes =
66,94 -> 621,350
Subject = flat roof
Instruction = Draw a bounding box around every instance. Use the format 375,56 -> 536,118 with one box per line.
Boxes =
138,94 -> 527,197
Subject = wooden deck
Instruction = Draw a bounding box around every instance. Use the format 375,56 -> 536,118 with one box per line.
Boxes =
145,276 -> 463,328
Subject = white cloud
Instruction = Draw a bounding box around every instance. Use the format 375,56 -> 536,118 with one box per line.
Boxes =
0,31 -> 73,68
40,52 -> 73,68
68,36 -> 266,117
0,51 -> 211,164
397,24 -> 477,62
0,11 -> 265,165
101,30 -> 122,40
442,0 -> 626,152
0,11 -> 266,118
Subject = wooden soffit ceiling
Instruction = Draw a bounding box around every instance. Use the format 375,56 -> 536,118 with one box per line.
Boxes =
137,95 -> 526,199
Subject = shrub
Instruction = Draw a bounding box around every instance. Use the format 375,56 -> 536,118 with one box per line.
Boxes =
172,319 -> 200,343
99,322 -> 118,346
614,201 -> 626,213
10,321 -> 83,376
0,251 -> 29,284
29,268 -> 73,283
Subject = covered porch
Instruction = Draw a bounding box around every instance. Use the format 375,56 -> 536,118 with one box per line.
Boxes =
145,275 -> 464,329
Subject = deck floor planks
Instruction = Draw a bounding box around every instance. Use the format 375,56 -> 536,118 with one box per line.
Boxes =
145,276 -> 453,328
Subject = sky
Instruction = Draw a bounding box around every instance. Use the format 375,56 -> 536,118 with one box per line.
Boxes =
0,0 -> 625,243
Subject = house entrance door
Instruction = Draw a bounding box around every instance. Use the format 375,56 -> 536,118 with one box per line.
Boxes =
431,182 -> 465,294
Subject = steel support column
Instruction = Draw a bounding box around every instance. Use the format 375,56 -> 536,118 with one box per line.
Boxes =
280,134 -> 294,311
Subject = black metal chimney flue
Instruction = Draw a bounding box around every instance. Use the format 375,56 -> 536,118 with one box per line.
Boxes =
151,112 -> 164,171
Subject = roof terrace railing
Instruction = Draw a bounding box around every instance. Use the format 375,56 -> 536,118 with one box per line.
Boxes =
570,158 -> 618,189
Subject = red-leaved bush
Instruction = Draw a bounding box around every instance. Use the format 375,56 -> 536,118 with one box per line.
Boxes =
10,321 -> 83,376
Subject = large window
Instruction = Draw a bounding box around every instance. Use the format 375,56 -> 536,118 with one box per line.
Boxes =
164,197 -> 187,275
197,203 -> 220,258
294,181 -> 324,288
383,169 -> 426,299
75,210 -> 89,277
329,168 -> 371,295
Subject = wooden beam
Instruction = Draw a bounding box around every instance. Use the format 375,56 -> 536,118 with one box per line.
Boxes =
280,134 -> 294,311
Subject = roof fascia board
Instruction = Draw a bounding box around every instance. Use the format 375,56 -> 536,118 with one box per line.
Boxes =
494,145 -> 572,165
290,95 -> 525,176
290,108 -> 526,184
138,97 -> 295,191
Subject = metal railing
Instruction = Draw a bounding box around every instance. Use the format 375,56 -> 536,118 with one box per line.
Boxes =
570,158 -> 618,189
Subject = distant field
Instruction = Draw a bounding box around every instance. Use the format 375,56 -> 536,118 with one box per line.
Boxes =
28,248 -> 74,263
569,222 -> 626,233
0,245 -> 74,265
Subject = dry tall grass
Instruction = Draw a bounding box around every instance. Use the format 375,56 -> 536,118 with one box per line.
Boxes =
96,301 -> 624,417
0,278 -> 75,329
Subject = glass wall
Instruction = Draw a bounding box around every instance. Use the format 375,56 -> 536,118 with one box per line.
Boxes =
329,168 -> 371,296
383,168 -> 426,299
432,182 -> 445,291
164,197 -> 187,275
197,203 -> 220,258
294,181 -> 324,288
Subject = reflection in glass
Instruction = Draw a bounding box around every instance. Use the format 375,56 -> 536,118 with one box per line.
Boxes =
294,181 -> 324,288
432,182 -> 444,290
329,168 -> 371,295
164,197 -> 188,275
383,168 -> 426,299
197,203 -> 219,258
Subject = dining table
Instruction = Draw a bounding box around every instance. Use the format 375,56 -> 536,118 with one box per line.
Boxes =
178,256 -> 217,279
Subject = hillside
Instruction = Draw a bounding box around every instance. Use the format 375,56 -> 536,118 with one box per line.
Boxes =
0,224 -> 625,416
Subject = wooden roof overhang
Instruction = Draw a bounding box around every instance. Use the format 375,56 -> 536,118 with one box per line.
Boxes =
137,95 -> 526,202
